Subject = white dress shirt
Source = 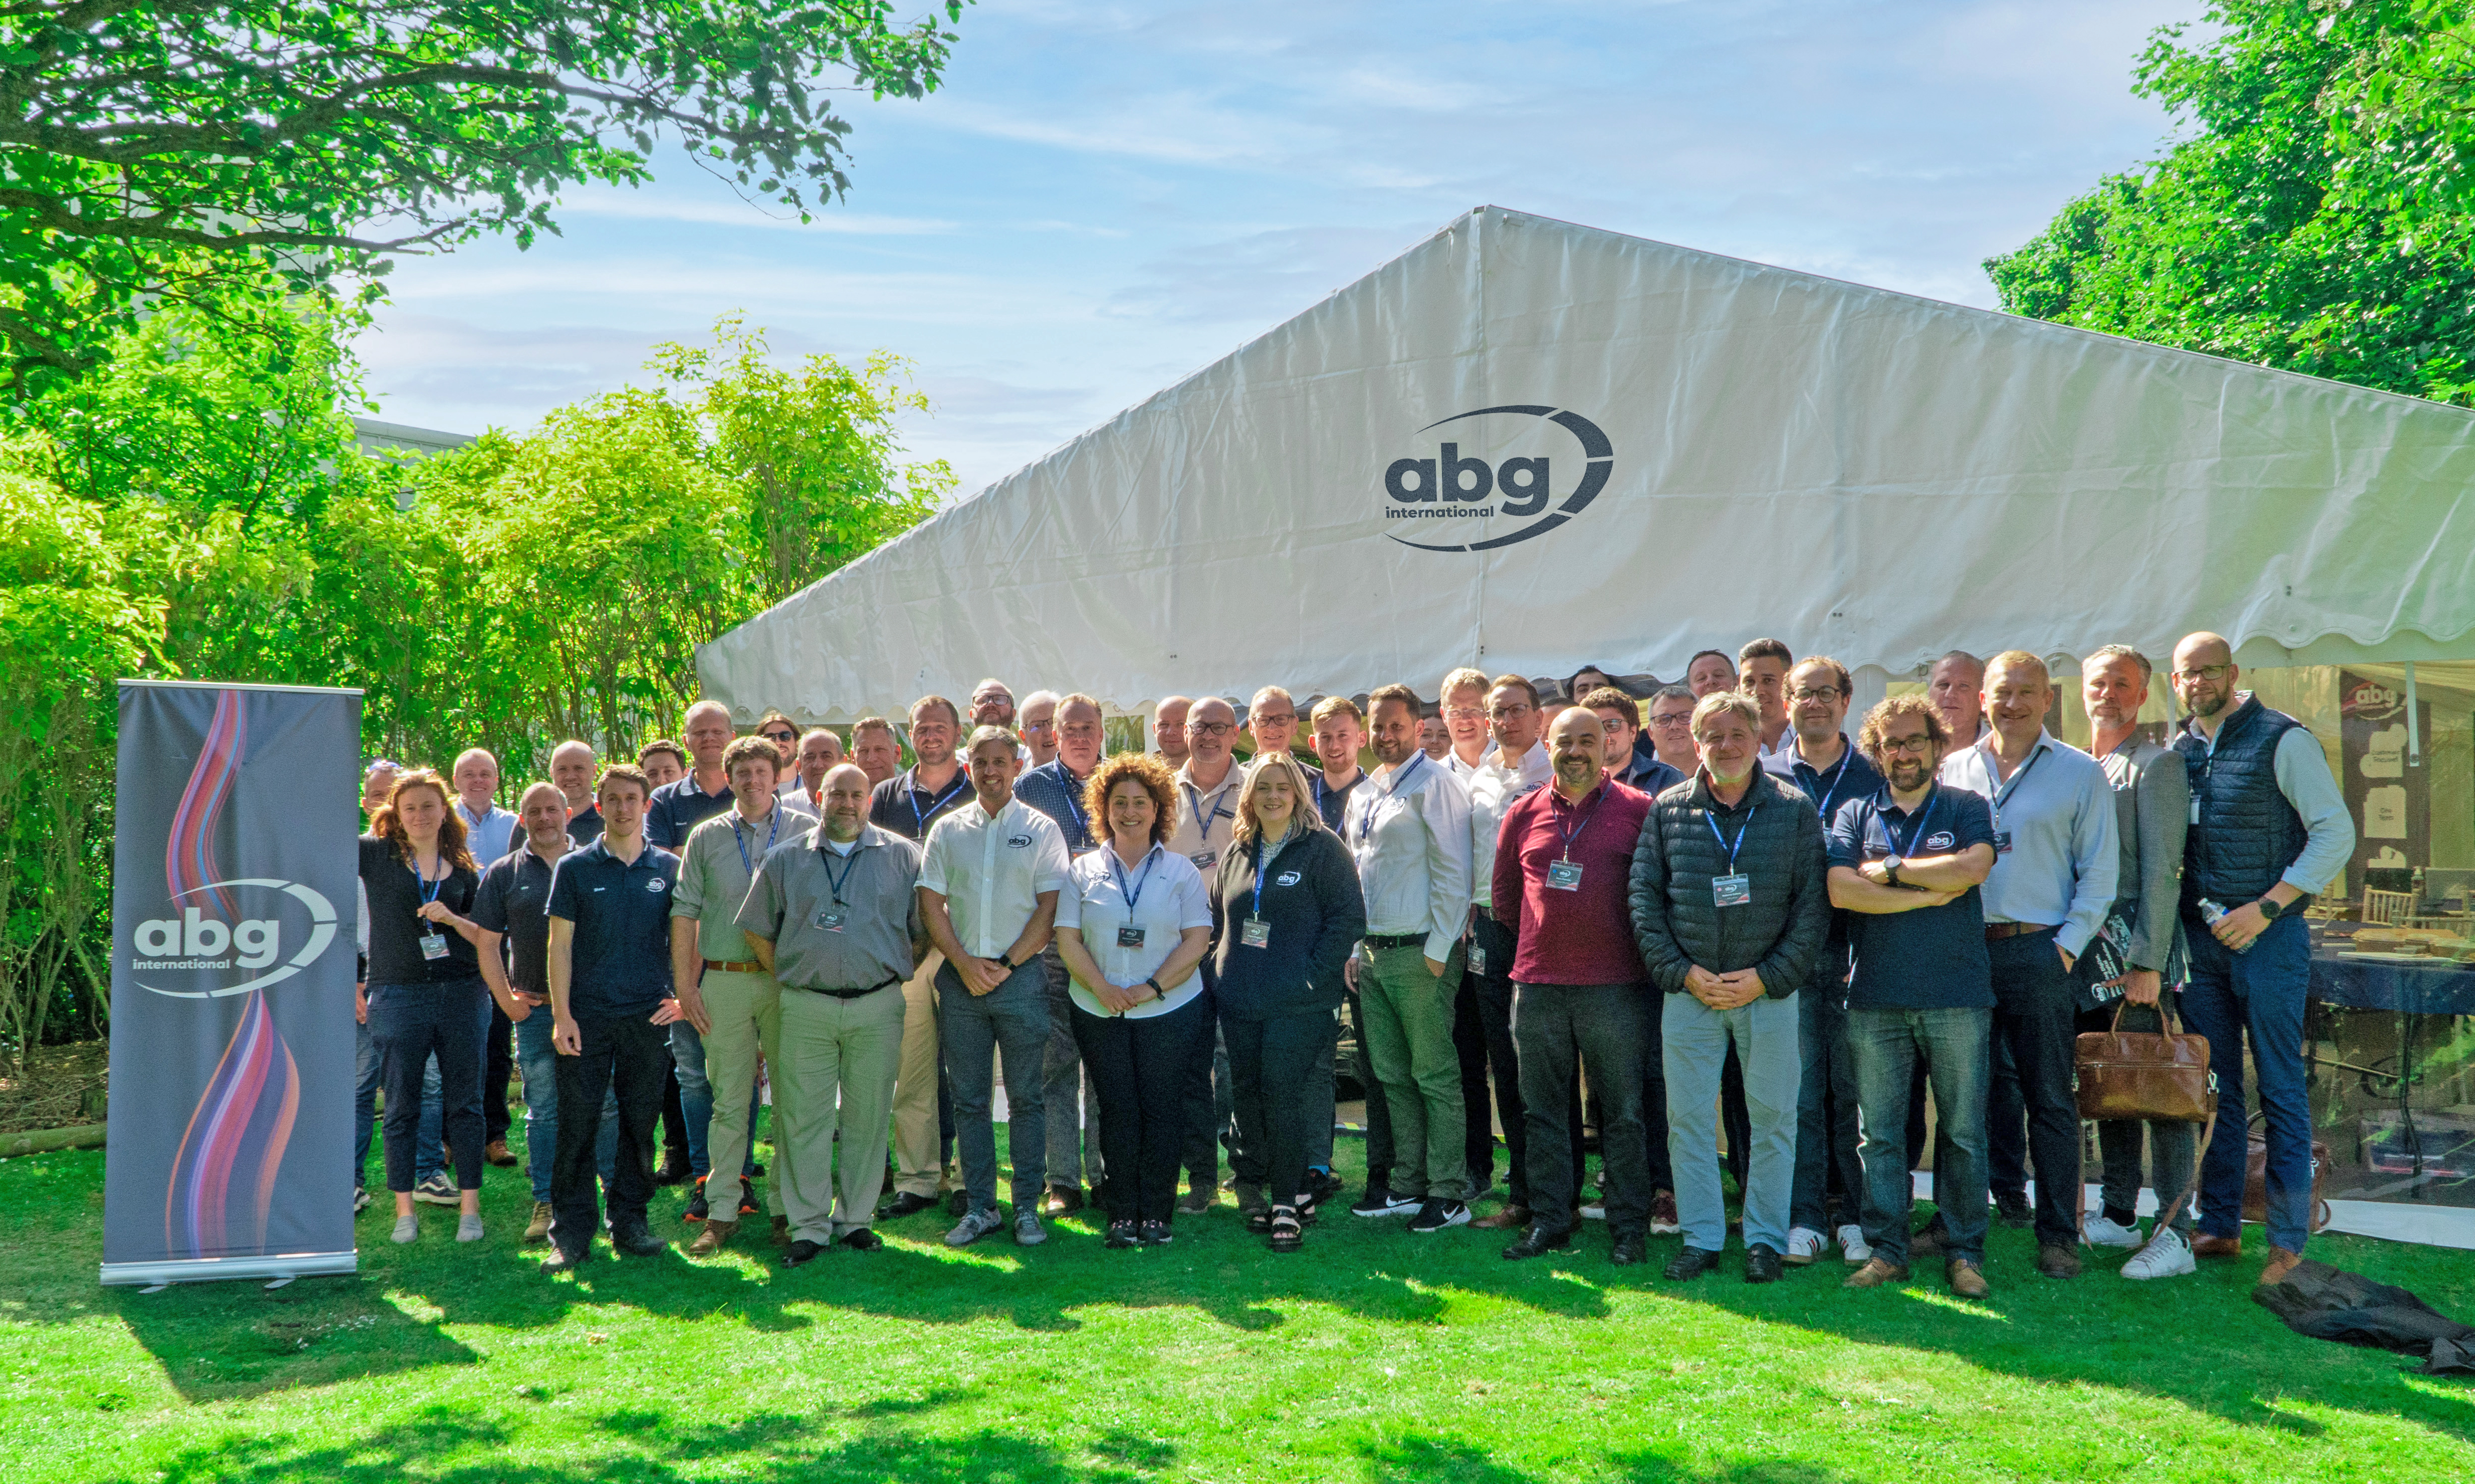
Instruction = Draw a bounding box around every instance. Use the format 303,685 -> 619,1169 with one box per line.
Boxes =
1055,843 -> 1213,1019
1466,740 -> 1551,909
1940,728 -> 2119,957
919,796 -> 1072,960
1166,761 -> 1244,873
1342,751 -> 1474,961
457,802 -> 520,865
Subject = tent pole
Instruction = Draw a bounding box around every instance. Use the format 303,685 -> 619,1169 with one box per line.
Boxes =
2405,661 -> 2421,767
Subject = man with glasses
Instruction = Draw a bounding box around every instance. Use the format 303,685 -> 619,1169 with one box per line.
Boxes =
1019,691 -> 1061,769
1464,675 -> 1553,1228
1154,696 -> 1193,768
1168,696 -> 1245,1211
1016,693 -> 1108,1214
1437,668 -> 1493,778
870,695 -> 977,1217
755,715 -> 805,798
2169,633 -> 2352,1288
1245,686 -> 1303,766
1589,687 -> 1684,795
1644,685 -> 1702,780
1761,656 -> 1882,1269
1738,638 -> 1794,756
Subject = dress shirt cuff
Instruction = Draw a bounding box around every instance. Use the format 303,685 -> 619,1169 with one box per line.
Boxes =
1422,930 -> 1457,965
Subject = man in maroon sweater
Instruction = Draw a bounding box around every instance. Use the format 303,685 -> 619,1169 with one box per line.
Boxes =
1493,706 -> 1657,1266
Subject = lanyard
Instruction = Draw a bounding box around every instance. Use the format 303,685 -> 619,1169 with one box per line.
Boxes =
413,850 -> 447,912
1250,830 -> 1296,918
1705,806 -> 1758,873
1055,767 -> 1091,846
1989,744 -> 2046,829
818,841 -> 862,904
910,771 -> 971,837
1109,845 -> 1160,916
1552,784 -> 1605,860
1882,789 -> 1942,858
732,807 -> 782,876
1355,752 -> 1428,847
1799,747 -> 1852,823
1183,776 -> 1239,846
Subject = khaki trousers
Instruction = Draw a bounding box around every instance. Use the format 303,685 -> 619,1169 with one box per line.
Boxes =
698,967 -> 784,1221
890,949 -> 945,1197
775,982 -> 908,1240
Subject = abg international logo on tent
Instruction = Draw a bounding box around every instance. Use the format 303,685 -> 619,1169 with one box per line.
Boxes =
1379,404 -> 1614,552
129,879 -> 341,999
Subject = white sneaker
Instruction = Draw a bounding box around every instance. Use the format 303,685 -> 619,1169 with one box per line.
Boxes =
2083,1212 -> 2144,1249
1836,1223 -> 1873,1266
944,1206 -> 1004,1247
1783,1226 -> 1828,1266
353,1184 -> 373,1213
2122,1227 -> 2196,1280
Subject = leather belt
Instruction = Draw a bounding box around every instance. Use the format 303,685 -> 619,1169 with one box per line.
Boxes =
704,959 -> 764,973
1982,923 -> 2057,943
792,976 -> 900,1000
1364,933 -> 1426,951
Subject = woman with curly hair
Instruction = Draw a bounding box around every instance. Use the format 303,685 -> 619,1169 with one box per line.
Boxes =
1053,751 -> 1214,1247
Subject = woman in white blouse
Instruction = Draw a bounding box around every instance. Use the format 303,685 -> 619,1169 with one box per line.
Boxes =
1055,751 -> 1215,1247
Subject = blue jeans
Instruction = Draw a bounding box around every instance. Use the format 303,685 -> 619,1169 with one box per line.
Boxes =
667,1021 -> 760,1182
937,957 -> 1051,1213
1662,991 -> 1800,1252
515,1006 -> 617,1202
1851,1006 -> 1990,1268
355,1014 -> 381,1188
2185,911 -> 2313,1252
416,1058 -> 445,1182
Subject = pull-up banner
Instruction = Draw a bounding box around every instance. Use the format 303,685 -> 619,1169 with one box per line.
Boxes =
101,680 -> 362,1286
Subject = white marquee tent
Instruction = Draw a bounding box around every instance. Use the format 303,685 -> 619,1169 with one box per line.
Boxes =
699,205 -> 2475,722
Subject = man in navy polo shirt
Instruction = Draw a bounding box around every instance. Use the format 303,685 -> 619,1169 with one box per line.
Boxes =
542,763 -> 685,1269
646,701 -> 740,849
1827,695 -> 1998,1296
1760,656 -> 1882,1269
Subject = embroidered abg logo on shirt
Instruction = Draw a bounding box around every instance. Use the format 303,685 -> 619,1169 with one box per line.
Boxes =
646,877 -> 665,891
1006,835 -> 1032,849
1924,832 -> 1956,852
1275,870 -> 1303,887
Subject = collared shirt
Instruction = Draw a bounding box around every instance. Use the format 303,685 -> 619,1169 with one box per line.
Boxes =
1762,733 -> 1884,953
1494,778 -> 1653,985
456,802 -> 520,864
1759,728 -> 1796,759
645,772 -> 737,850
1166,761 -> 1244,873
1014,758 -> 1098,853
919,796 -> 1073,959
545,835 -> 681,1017
1341,750 -> 1473,961
1939,729 -> 2119,957
565,801 -> 604,845
471,838 -> 564,997
1442,745 -> 1491,782
1619,755 -> 1688,793
1055,843 -> 1213,1019
1828,784 -> 1998,1010
735,823 -> 923,992
2190,714 -> 2354,895
1467,740 -> 1552,908
1312,769 -> 1365,832
868,765 -> 976,843
671,799 -> 815,964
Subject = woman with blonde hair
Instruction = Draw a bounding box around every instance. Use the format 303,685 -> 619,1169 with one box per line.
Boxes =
1211,751 -> 1366,1251
1054,751 -> 1215,1247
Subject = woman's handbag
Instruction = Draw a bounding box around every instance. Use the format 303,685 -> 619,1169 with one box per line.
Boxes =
2074,999 -> 2218,1230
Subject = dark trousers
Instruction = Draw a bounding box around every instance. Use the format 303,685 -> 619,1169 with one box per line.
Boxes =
1987,1031 -> 2027,1200
1467,910 -> 1545,1205
484,1001 -> 515,1145
1983,929 -> 2081,1247
1075,993 -> 1209,1222
1179,963 -> 1234,1190
1344,985 -> 1396,1189
550,1010 -> 669,1251
1516,982 -> 1651,1236
1720,1047 -> 1751,1194
662,1061 -> 690,1164
1450,972 -> 1497,1192
1790,972 -> 1864,1232
369,978 -> 488,1194
1307,1007 -> 1339,1173
1637,1003 -> 1674,1195
1223,1006 -> 1334,1212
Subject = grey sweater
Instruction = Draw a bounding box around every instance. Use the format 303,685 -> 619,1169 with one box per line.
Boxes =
1627,769 -> 1831,998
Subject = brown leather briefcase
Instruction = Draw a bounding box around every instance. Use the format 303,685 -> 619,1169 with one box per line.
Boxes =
2075,1001 -> 2215,1124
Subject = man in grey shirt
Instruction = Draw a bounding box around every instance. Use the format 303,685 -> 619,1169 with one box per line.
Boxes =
738,762 -> 927,1264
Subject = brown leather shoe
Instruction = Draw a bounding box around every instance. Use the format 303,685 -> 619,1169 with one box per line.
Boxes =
687,1219 -> 736,1258
2192,1233 -> 2241,1259
1946,1258 -> 1990,1298
1907,1221 -> 1945,1258
2036,1243 -> 2082,1279
485,1139 -> 518,1168
2259,1245 -> 2304,1287
1842,1257 -> 1910,1289
1473,1203 -> 1531,1230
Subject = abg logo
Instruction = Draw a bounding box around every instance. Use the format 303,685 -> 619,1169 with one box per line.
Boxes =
131,878 -> 340,999
1380,404 -> 1614,552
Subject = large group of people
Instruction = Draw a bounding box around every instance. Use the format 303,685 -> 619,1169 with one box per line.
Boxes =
351,634 -> 2349,1294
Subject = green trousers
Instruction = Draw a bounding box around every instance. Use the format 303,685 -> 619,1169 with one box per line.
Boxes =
1358,939 -> 1472,1202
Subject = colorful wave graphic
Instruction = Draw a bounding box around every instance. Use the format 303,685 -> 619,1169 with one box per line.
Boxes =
165,689 -> 244,921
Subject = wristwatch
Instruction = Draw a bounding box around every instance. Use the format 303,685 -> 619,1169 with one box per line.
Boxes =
1883,856 -> 1904,888
1144,976 -> 1166,999
2255,897 -> 2283,921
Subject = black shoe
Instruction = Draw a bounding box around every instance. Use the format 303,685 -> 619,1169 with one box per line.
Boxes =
1610,1232 -> 1648,1267
945,1189 -> 969,1217
1105,1219 -> 1139,1249
737,1190 -> 760,1219
748,1161 -> 766,1177
881,1190 -> 940,1219
1351,1186 -> 1418,1218
1304,1168 -> 1345,1210
1745,1242 -> 1784,1284
1996,1191 -> 2035,1229
542,1244 -> 588,1273
1664,1245 -> 1725,1281
654,1151 -> 693,1187
1502,1224 -> 1573,1261
610,1220 -> 665,1257
838,1228 -> 883,1252
782,1238 -> 827,1267
1139,1219 -> 1173,1246
684,1177 -> 710,1222
1407,1199 -> 1471,1233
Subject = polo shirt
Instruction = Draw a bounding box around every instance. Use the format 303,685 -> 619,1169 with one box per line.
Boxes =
919,796 -> 1073,960
470,839 -> 563,997
1341,751 -> 1473,962
565,801 -> 604,845
1466,741 -> 1552,909
456,802 -> 520,864
1492,778 -> 1652,984
545,835 -> 681,1018
736,824 -> 923,992
1762,734 -> 1885,955
1828,786 -> 1997,1010
1311,769 -> 1364,833
645,772 -> 737,849
671,799 -> 815,964
1014,758 -> 1098,854
1056,843 -> 1213,1018
1939,729 -> 2118,957
1166,761 -> 1243,873
1617,755 -> 1687,794
868,765 -> 975,843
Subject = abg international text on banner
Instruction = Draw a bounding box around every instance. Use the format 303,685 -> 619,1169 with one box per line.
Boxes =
101,680 -> 362,1286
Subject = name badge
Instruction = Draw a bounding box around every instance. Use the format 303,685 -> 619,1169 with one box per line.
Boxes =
1191,851 -> 1217,869
1240,917 -> 1271,949
1546,859 -> 1584,891
2190,798 -> 2200,826
418,930 -> 449,961
814,907 -> 846,933
1116,925 -> 1147,949
1712,873 -> 1752,908
1469,944 -> 1486,975
1992,830 -> 2014,856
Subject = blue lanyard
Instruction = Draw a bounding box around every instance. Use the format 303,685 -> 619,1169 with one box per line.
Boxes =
1250,831 -> 1295,918
1184,777 -> 1239,845
1705,806 -> 1758,872
1056,767 -> 1091,847
414,851 -> 447,910
1989,744 -> 2046,828
1553,785 -> 1605,859
1883,789 -> 1942,857
732,807 -> 782,876
1355,753 -> 1427,847
1800,748 -> 1852,823
910,771 -> 970,836
818,841 -> 862,904
1109,846 -> 1159,915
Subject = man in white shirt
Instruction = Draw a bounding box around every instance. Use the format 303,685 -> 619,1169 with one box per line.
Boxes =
1343,682 -> 1477,1233
1244,686 -> 1302,767
1166,694 -> 1244,1210
1437,667 -> 1492,778
919,726 -> 1073,1248
1739,638 -> 1795,756
1464,675 -> 1553,1228
782,728 -> 845,814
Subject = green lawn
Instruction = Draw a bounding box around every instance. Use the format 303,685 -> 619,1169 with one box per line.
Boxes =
5,1125 -> 2473,1484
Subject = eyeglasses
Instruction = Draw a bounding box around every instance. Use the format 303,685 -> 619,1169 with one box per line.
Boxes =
763,730 -> 797,745
1188,720 -> 1233,737
1790,687 -> 1842,704
2174,664 -> 2231,683
1441,706 -> 1485,721
1875,735 -> 1937,756
1253,713 -> 1297,728
1489,703 -> 1535,719
1021,718 -> 1055,732
1647,713 -> 1693,729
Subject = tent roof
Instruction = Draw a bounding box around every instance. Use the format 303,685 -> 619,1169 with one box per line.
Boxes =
700,206 -> 2475,722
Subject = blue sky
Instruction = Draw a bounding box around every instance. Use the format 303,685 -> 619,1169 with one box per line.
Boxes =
357,1 -> 2203,498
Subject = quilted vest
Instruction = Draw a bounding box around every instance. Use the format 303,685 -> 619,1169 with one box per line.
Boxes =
2173,695 -> 2309,909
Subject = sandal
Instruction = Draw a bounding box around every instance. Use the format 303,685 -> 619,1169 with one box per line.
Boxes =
1245,1208 -> 1274,1234
1269,1205 -> 1303,1253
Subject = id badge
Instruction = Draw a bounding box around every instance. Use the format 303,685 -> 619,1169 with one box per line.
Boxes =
2190,798 -> 2200,826
814,907 -> 847,933
418,930 -> 449,961
1240,917 -> 1271,949
1116,925 -> 1147,949
1993,830 -> 2014,856
1191,851 -> 1217,870
1469,944 -> 1487,975
1546,858 -> 1584,891
1712,873 -> 1752,908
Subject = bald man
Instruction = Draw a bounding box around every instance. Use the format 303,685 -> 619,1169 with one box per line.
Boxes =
1928,651 -> 1988,751
550,740 -> 604,843
647,700 -> 742,850
452,748 -> 519,864
1155,696 -> 1193,767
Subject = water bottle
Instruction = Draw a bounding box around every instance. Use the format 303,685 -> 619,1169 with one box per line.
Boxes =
2197,897 -> 2253,956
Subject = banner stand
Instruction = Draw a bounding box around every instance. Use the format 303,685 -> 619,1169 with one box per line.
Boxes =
101,1251 -> 360,1288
